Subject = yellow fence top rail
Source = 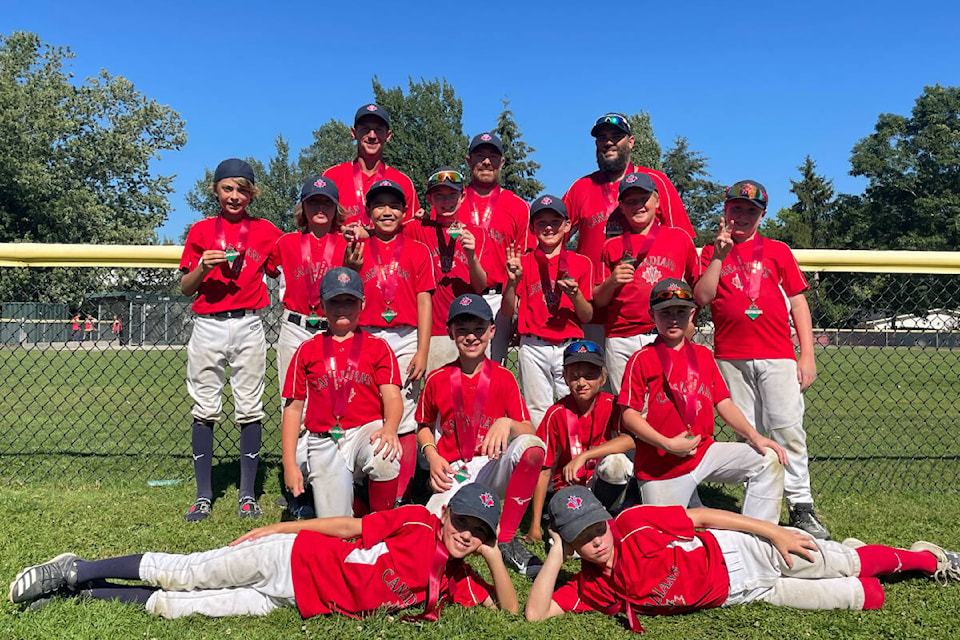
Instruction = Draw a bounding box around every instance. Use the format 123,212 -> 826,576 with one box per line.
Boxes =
0,244 -> 959,273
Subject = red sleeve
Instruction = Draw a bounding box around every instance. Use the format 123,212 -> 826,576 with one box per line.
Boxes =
617,505 -> 696,555
705,350 -> 730,405
416,370 -> 441,425
447,563 -> 492,608
775,242 -> 809,297
643,169 -> 695,240
499,367 -> 532,422
179,221 -> 205,272
607,402 -> 623,439
266,236 -> 282,275
574,253 -> 593,302
562,184 -> 581,229
682,236 -> 700,285
512,196 -> 531,247
373,337 -> 402,387
699,243 -> 715,272
551,574 -> 608,613
361,505 -> 431,548
283,339 -> 311,400
617,350 -> 649,412
413,241 -> 437,293
537,404 -> 564,468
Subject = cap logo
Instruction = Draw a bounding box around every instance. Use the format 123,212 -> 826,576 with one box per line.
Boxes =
541,197 -> 553,205
567,495 -> 583,510
460,297 -> 472,306
479,492 -> 495,508
337,272 -> 350,283
378,180 -> 391,187
366,105 -> 378,111
577,345 -> 587,353
314,179 -> 326,188
481,133 -> 492,141
626,174 -> 638,183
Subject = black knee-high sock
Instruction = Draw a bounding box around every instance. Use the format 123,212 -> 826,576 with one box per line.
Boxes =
192,421 -> 214,500
76,555 -> 144,583
89,584 -> 157,606
239,421 -> 261,499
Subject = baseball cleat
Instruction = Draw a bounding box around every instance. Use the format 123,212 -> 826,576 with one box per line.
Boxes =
910,541 -> 960,585
498,538 -> 544,580
841,538 -> 867,549
184,497 -> 212,522
237,496 -> 263,519
788,503 -> 831,540
9,553 -> 79,604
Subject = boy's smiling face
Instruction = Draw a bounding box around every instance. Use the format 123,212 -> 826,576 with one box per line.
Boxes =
448,317 -> 493,358
531,210 -> 569,249
440,508 -> 490,558
724,200 -> 765,242
215,178 -> 252,218
652,304 -> 695,340
367,192 -> 404,236
620,188 -> 659,233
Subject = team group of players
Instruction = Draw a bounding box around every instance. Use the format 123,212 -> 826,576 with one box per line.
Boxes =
9,105 -> 959,628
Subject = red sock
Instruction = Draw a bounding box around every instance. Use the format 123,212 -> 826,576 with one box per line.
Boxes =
859,577 -> 885,609
368,478 -> 399,512
396,433 -> 418,502
498,446 -> 545,543
857,545 -> 937,576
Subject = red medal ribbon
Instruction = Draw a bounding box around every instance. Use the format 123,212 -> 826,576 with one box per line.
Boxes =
621,222 -> 659,262
625,601 -> 646,633
653,340 -> 701,430
599,163 -> 635,215
730,237 -> 764,302
300,231 -> 338,313
534,247 -> 569,310
464,185 -> 501,228
322,332 -> 365,429
433,222 -> 458,274
214,214 -> 251,275
405,536 -> 450,622
368,235 -> 405,310
352,158 -> 386,205
449,360 -> 493,462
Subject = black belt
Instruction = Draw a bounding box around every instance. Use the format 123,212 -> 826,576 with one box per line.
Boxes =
285,311 -> 327,331
482,284 -> 503,295
206,309 -> 256,319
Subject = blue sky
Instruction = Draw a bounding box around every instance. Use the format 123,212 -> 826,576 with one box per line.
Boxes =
6,0 -> 959,241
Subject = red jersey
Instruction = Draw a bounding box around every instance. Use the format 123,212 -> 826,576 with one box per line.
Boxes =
357,234 -> 436,329
416,360 -> 531,464
461,185 -> 530,286
323,160 -> 420,227
599,226 -> 699,337
618,339 -> 730,480
180,215 -> 282,314
268,231 -> 347,316
283,331 -> 401,433
291,505 -> 491,619
563,165 -> 694,278
537,393 -> 621,491
701,237 -> 808,360
551,505 -> 729,622
515,248 -> 593,344
405,219 -> 489,336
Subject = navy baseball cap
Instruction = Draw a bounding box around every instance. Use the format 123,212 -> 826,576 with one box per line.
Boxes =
448,294 -> 494,325
530,194 -> 568,220
469,132 -> 503,154
725,180 -> 768,209
548,486 -> 611,543
213,158 -> 255,185
618,172 -> 658,198
448,482 -> 501,541
365,179 -> 407,207
299,176 -> 339,204
320,267 -> 364,302
590,112 -> 632,137
649,278 -> 696,311
427,166 -> 465,193
563,340 -> 606,369
354,103 -> 390,127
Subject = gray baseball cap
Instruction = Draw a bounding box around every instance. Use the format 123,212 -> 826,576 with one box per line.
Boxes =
448,482 -> 501,541
548,486 -> 611,543
320,267 -> 364,302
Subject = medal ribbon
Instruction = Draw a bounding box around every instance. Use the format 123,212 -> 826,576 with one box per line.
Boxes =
464,185 -> 501,228
599,162 -> 635,215
653,340 -> 701,430
449,360 -> 493,462
300,232 -> 338,313
730,237 -> 764,302
369,235 -> 405,310
351,158 -> 386,205
621,222 -> 659,262
433,222 -> 458,274
625,601 -> 646,634
322,332 -> 365,429
214,214 -> 251,274
534,247 -> 569,310
405,536 -> 450,622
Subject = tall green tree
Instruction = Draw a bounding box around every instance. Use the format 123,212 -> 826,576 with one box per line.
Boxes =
373,77 -> 468,200
494,98 -> 542,200
848,84 -> 960,250
627,112 -> 663,171
0,31 -> 186,305
298,118 -> 354,178
762,156 -> 836,249
661,135 -> 724,242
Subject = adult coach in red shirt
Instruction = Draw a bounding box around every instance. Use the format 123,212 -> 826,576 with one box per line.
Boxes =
322,104 -> 420,227
463,132 -> 530,363
563,113 -> 694,344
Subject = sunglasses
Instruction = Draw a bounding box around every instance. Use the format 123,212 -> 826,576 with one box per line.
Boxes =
428,170 -> 465,189
594,114 -> 630,131
652,288 -> 694,302
563,340 -> 604,358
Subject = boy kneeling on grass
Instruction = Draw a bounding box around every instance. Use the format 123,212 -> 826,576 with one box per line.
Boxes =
525,486 -> 960,632
9,483 -> 518,620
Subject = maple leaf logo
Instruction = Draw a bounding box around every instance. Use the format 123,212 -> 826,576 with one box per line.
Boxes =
540,197 -> 553,205
567,495 -> 583,510
366,104 -> 378,112
626,174 -> 637,183
337,272 -> 350,283
481,133 -> 492,141
314,178 -> 326,188
731,274 -> 743,291
641,266 -> 662,285
460,297 -> 472,306
480,492 -> 495,508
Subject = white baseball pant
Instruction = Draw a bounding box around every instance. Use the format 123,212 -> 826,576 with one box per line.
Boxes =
361,325 -> 420,436
305,421 -> 400,518
141,533 -> 297,619
427,334 -> 460,373
186,314 -> 266,423
605,332 -> 657,395
518,335 -> 570,428
639,442 -> 785,523
718,358 -> 814,505
278,315 -> 323,470
712,529 -> 865,609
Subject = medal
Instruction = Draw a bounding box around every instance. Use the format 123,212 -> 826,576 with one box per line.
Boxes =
620,252 -> 636,266
329,425 -> 345,441
224,245 -> 239,264
454,467 -> 470,482
369,236 -> 404,325
731,238 -> 765,322
214,214 -> 250,276
449,361 -> 493,463
745,303 -> 763,320
447,222 -> 463,239
307,313 -> 321,327
654,340 -> 701,435
620,222 -> 659,267
323,333 -> 365,437
381,307 -> 397,323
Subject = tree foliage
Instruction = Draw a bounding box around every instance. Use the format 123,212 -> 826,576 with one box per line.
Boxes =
494,98 -> 542,200
627,112 -> 663,171
298,118 -> 354,178
661,135 -> 724,242
761,156 -> 836,249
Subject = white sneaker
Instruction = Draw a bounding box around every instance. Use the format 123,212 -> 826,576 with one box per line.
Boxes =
910,541 -> 960,585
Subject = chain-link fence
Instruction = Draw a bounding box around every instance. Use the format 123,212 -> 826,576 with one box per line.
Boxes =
1,260 -> 958,494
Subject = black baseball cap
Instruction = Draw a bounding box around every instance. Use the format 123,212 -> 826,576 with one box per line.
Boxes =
563,340 -> 606,369
365,179 -> 407,207
530,194 -> 568,220
213,158 -> 255,185
354,103 -> 390,127
468,132 -> 503,154
320,267 -> 364,302
725,180 -> 768,209
649,278 -> 696,311
448,294 -> 494,325
590,112 -> 632,137
299,176 -> 339,204
427,166 -> 465,193
448,482 -> 501,541
618,172 -> 658,198
548,486 -> 611,543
